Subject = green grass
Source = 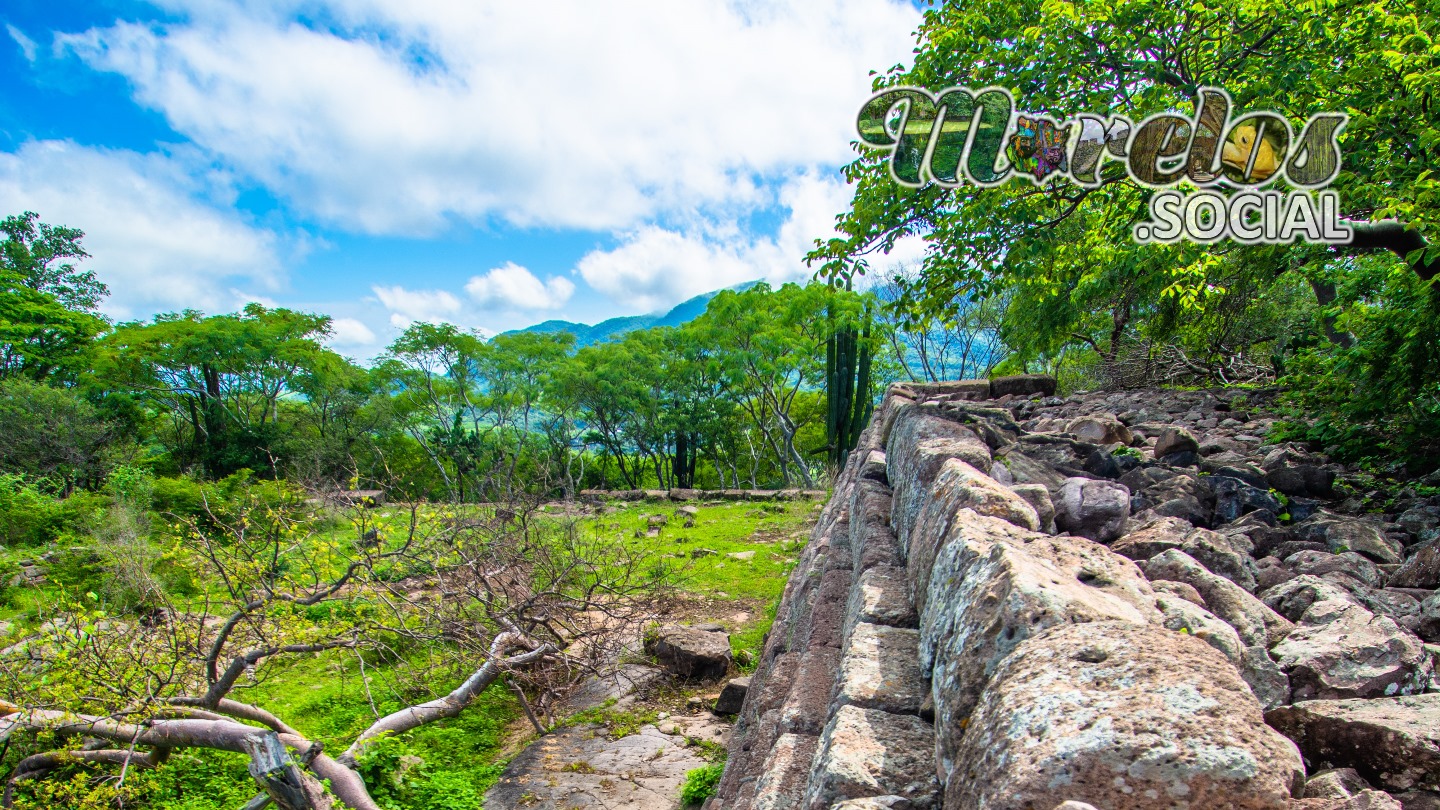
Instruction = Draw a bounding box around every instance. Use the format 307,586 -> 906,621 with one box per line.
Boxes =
0,495 -> 816,810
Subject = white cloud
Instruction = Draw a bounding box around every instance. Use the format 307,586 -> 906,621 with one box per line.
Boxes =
57,0 -> 917,234
576,171 -> 912,311
0,140 -> 283,319
465,262 -> 573,311
372,284 -> 462,328
7,25 -> 38,62
327,316 -> 377,347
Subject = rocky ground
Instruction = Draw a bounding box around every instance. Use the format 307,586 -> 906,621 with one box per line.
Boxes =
483,617 -> 749,809
944,383 -> 1440,809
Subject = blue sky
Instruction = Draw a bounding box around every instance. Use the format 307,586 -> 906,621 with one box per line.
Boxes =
0,0 -> 926,359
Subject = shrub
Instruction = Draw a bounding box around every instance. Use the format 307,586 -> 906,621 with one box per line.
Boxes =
680,763 -> 724,806
0,474 -> 67,546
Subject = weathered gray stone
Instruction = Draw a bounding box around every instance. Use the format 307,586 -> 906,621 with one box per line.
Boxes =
1390,542 -> 1440,589
1153,578 -> 1208,608
1155,426 -> 1201,458
1055,476 -> 1132,542
1271,600 -> 1433,701
1268,694 -> 1440,793
752,733 -> 819,810
1068,415 -> 1134,445
859,450 -> 888,482
905,458 -> 1040,609
885,407 -> 994,549
993,449 -> 1070,494
1156,590 -> 1245,664
1418,593 -> 1440,643
1143,549 -> 1294,647
1263,574 -> 1360,622
803,705 -> 938,809
1267,464 -> 1336,498
947,621 -> 1305,810
844,566 -> 917,632
1289,791 -> 1405,809
990,373 -> 1055,397
830,798 -> 911,810
1305,768 -> 1377,800
834,623 -> 925,716
1296,514 -> 1406,565
1180,525 -> 1261,591
1398,506 -> 1440,543
1113,516 -> 1193,560
644,625 -> 732,679
715,676 -> 751,714
1212,475 -> 1285,525
1010,482 -> 1057,533
1289,550 -> 1383,588
1241,644 -> 1293,711
848,479 -> 902,574
921,513 -> 1160,772
907,479 -> 1039,617
778,647 -> 841,736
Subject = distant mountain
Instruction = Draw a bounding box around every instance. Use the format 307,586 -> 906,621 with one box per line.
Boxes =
506,281 -> 758,347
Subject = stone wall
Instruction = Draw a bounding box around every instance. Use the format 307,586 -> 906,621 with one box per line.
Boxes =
706,377 -> 1440,810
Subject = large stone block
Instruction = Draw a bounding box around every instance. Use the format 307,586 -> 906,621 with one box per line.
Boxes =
778,646 -> 841,736
906,459 -> 1040,610
1010,482 -> 1056,533
833,622 -> 925,716
1056,477 -> 1132,542
1142,549 -> 1293,647
919,513 -> 1160,774
1268,694 -> 1440,793
843,565 -> 917,633
1262,575 -> 1360,623
644,625 -> 732,679
989,373 -> 1056,397
927,379 -> 992,400
803,705 -> 938,809
1271,599 -> 1433,701
752,733 -> 820,810
947,621 -> 1305,810
1390,541 -> 1440,589
1295,514 -> 1405,565
885,405 -> 994,548
848,478 -> 902,574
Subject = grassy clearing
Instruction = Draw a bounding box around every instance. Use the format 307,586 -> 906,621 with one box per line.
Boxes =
0,495 -> 817,809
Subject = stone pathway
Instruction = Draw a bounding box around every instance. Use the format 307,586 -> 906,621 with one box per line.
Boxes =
483,712 -> 729,809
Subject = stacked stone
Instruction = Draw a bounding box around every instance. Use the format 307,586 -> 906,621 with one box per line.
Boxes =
710,374 -> 1440,810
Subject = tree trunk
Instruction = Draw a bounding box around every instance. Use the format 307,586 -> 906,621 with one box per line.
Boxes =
242,732 -> 331,810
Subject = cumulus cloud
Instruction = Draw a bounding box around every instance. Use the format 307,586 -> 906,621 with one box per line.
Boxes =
465,262 -> 573,311
575,171 -> 924,312
0,140 -> 283,319
371,284 -> 463,328
56,0 -> 917,234
327,316 -> 377,347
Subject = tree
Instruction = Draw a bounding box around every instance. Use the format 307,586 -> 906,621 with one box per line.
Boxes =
696,283 -> 829,488
0,378 -> 118,492
0,212 -> 106,311
0,213 -> 108,382
808,0 -> 1440,461
95,305 -> 336,477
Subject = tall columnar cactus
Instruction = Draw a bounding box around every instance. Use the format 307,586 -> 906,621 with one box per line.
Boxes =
826,295 -> 874,470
